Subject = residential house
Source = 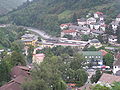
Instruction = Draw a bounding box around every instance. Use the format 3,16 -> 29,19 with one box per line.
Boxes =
94,12 -> 103,19
32,53 -> 45,64
108,35 -> 117,44
99,50 -> 108,56
82,51 -> 103,66
11,66 -> 30,79
87,17 -> 96,24
89,22 -> 100,30
91,30 -> 104,37
116,14 -> 120,22
60,23 -> 71,30
97,73 -> 120,87
0,66 -> 31,90
100,24 -> 106,31
77,18 -> 86,26
113,53 -> 120,74
61,30 -> 78,37
111,21 -> 119,31
89,39 -> 102,48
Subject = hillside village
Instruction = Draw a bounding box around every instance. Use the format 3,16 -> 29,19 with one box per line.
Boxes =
1,11 -> 120,90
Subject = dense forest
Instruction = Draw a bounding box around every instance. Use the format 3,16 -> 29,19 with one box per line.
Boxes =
0,26 -> 26,49
0,0 -> 26,15
0,0 -> 120,35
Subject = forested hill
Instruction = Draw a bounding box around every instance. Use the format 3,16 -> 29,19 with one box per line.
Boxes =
0,0 -> 26,15
0,0 -> 120,35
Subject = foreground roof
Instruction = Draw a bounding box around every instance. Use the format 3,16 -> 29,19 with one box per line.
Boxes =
98,73 -> 120,84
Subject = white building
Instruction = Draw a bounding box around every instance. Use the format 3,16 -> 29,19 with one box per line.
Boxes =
60,24 -> 70,30
94,12 -> 103,19
77,18 -> 86,26
116,14 -> 120,22
89,39 -> 102,48
61,29 -> 78,37
108,35 -> 117,43
87,17 -> 96,24
111,21 -> 119,30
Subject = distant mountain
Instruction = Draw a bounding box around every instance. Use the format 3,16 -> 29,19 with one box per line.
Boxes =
0,0 -> 26,15
0,0 -> 120,35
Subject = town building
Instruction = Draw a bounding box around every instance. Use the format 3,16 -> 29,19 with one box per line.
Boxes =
108,35 -> 117,44
61,30 -> 78,37
116,14 -> 120,22
21,34 -> 38,46
60,23 -> 71,30
77,18 -> 86,26
82,51 -> 103,66
87,17 -> 96,24
94,12 -> 103,19
32,53 -> 45,64
88,39 -> 102,48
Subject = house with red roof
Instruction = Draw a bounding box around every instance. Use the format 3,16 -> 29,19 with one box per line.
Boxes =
61,29 -> 78,37
94,12 -> 103,19
0,66 -> 31,90
99,50 -> 108,56
97,73 -> 120,86
32,53 -> 45,64
60,23 -> 72,30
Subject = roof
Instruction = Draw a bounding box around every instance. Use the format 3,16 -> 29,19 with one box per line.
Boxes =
90,39 -> 100,43
111,21 -> 119,26
99,50 -> 108,56
95,12 -> 103,15
87,17 -> 96,21
115,53 -> 120,60
113,60 -> 120,66
11,66 -> 30,78
82,51 -> 102,56
0,75 -> 31,90
116,70 -> 120,76
0,81 -> 21,90
98,73 -> 120,84
62,30 -> 77,33
117,14 -> 120,18
33,53 -> 45,57
77,18 -> 86,22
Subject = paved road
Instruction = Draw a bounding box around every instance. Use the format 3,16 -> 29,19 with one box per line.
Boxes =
24,27 -> 51,39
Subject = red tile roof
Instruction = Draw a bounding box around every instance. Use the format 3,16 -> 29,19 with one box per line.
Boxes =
98,73 -> 120,84
11,66 -> 30,78
95,12 -> 103,15
62,30 -> 77,33
99,50 -> 108,56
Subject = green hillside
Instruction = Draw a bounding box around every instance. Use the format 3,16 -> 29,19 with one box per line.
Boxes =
0,0 -> 120,35
0,0 -> 26,15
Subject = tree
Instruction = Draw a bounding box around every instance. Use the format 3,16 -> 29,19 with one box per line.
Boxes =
75,69 -> 88,86
0,60 -> 10,86
103,53 -> 114,67
91,70 -> 102,83
97,35 -> 104,43
92,84 -> 110,90
63,34 -> 73,40
11,51 -> 26,66
70,53 -> 86,70
27,45 -> 34,64
71,13 -> 77,23
112,82 -> 120,90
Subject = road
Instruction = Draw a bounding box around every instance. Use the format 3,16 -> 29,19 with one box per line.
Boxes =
24,27 -> 51,39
